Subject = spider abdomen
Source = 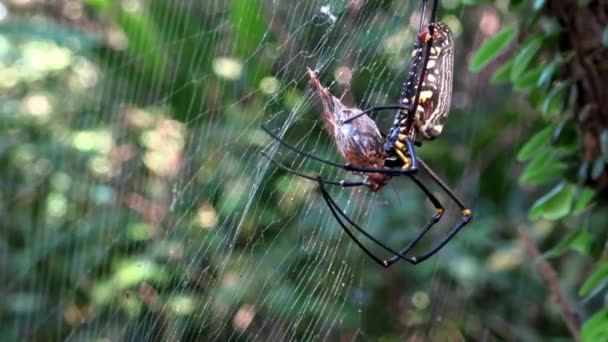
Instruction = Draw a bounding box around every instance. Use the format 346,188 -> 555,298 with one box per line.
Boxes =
416,22 -> 454,139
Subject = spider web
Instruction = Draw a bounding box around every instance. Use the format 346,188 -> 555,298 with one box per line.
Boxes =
1,0 -> 523,340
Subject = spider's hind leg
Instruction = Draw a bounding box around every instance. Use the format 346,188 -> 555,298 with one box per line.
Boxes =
397,157 -> 473,265
318,175 -> 445,267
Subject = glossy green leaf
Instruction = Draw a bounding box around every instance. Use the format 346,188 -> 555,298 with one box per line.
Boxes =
533,0 -> 546,10
514,64 -> 544,91
529,182 -> 575,220
542,229 -> 592,259
538,58 -> 560,88
579,104 -> 594,122
519,149 -> 567,185
517,126 -> 552,161
231,0 -> 267,58
469,25 -> 517,72
117,8 -> 167,80
509,0 -> 524,9
600,130 -> 608,162
582,308 -> 608,342
462,0 -> 493,5
578,161 -> 590,185
542,81 -> 570,117
579,262 -> 608,297
511,37 -> 543,81
490,59 -> 513,84
541,17 -> 563,37
591,158 -> 605,180
528,86 -> 545,109
551,118 -> 579,151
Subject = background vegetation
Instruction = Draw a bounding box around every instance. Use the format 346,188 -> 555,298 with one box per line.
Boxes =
0,0 -> 606,341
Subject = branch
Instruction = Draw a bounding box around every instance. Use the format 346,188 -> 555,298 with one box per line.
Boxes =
517,225 -> 581,341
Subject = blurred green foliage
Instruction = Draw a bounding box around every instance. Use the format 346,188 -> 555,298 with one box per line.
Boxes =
0,0 -> 605,341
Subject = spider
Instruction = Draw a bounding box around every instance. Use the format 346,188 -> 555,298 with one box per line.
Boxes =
261,0 -> 472,268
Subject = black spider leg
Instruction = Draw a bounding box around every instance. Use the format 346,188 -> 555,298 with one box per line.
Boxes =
260,150 -> 365,187
318,174 -> 444,267
260,124 -> 418,175
401,157 -> 473,264
319,158 -> 472,267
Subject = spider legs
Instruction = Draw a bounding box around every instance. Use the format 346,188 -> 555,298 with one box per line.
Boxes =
317,158 -> 472,267
260,124 -> 418,175
260,150 -> 365,187
403,157 -> 473,264
318,174 -> 444,267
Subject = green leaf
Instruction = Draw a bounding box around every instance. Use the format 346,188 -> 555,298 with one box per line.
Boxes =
511,37 -> 543,81
469,25 -> 517,72
462,0 -> 493,4
542,81 -> 570,117
517,126 -> 552,161
582,308 -> 608,342
490,59 -> 513,84
591,158 -> 605,180
603,25 -> 608,47
537,57 -> 560,88
528,86 -> 544,109
551,118 -> 579,151
579,262 -> 608,297
579,104 -> 594,122
600,130 -> 608,162
542,229 -> 592,259
514,64 -> 544,91
230,0 -> 267,58
577,0 -> 593,6
519,149 -> 567,185
533,0 -> 546,11
529,182 -> 575,220
578,161 -> 590,185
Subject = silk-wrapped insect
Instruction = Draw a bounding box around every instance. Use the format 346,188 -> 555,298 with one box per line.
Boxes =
261,0 -> 472,268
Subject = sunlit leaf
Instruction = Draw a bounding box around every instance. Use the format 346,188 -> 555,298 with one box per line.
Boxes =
533,0 -> 546,10
514,64 -> 544,91
542,229 -> 592,259
517,126 -> 552,161
511,37 -> 543,81
529,182 -> 575,220
582,308 -> 608,342
579,262 -> 608,297
591,158 -> 605,180
519,149 -> 567,185
537,57 -> 560,88
462,0 -> 493,4
490,59 -> 513,84
231,0 -> 267,58
578,161 -> 590,184
600,129 -> 608,161
469,25 -> 517,72
542,81 -> 570,117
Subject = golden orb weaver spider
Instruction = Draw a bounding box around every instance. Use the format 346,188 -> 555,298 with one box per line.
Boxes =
261,0 -> 472,268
